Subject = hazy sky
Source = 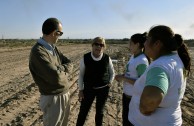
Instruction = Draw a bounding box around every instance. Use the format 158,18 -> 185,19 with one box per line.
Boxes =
0,0 -> 194,39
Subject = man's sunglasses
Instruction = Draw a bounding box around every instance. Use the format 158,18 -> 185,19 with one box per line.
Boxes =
93,43 -> 104,47
56,31 -> 63,36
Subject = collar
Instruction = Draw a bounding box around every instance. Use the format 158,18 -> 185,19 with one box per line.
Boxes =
91,52 -> 103,61
134,52 -> 143,58
37,38 -> 55,51
37,38 -> 56,55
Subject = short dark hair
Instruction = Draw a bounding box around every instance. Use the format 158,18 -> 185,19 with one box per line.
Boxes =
42,18 -> 61,35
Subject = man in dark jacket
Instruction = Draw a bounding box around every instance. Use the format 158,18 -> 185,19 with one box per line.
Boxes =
29,18 -> 73,126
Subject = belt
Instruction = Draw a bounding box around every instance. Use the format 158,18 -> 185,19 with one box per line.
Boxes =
124,93 -> 132,98
93,84 -> 109,89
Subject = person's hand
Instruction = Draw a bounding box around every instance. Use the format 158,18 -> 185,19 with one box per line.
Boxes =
107,83 -> 112,87
63,63 -> 73,73
57,65 -> 65,71
78,90 -> 84,102
115,74 -> 124,82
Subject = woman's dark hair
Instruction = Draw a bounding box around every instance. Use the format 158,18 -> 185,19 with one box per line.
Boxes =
42,18 -> 61,35
148,25 -> 191,75
131,32 -> 151,63
131,32 -> 147,48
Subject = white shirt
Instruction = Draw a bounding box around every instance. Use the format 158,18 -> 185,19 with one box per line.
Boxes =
123,53 -> 149,96
128,54 -> 186,126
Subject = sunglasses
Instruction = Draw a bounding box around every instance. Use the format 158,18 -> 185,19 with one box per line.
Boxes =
56,31 -> 63,36
93,43 -> 104,47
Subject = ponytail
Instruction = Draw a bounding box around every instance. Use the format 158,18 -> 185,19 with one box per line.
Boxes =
173,34 -> 191,76
177,43 -> 191,76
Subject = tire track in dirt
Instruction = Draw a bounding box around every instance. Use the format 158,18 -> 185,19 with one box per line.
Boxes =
0,44 -> 90,126
0,44 -> 193,126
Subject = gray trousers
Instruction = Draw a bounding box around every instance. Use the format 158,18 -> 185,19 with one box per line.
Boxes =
39,92 -> 70,126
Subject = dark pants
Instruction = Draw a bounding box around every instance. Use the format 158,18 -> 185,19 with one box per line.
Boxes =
76,86 -> 110,126
122,93 -> 134,126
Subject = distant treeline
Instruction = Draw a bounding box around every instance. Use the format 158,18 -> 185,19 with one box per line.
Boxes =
184,39 -> 194,46
60,38 -> 130,44
0,39 -> 193,47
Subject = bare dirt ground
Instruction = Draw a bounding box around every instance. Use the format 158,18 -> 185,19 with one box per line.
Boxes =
0,43 -> 193,126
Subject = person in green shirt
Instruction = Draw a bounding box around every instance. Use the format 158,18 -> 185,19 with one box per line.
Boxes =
128,25 -> 191,126
115,32 -> 149,126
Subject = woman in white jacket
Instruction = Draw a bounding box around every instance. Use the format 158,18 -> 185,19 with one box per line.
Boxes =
128,25 -> 191,126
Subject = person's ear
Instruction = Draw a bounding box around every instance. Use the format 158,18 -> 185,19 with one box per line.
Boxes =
136,43 -> 140,48
51,30 -> 56,36
154,40 -> 163,49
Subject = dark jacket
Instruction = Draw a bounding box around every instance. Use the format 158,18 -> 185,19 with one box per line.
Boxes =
29,42 -> 73,95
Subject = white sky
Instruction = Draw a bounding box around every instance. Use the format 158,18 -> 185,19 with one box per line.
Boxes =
0,0 -> 194,39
